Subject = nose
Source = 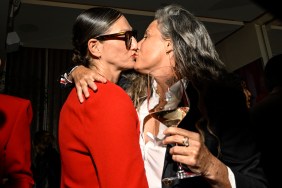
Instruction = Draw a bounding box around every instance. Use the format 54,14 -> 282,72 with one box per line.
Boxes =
131,37 -> 138,49
136,39 -> 143,52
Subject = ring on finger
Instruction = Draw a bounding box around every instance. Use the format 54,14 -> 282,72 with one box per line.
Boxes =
182,136 -> 189,147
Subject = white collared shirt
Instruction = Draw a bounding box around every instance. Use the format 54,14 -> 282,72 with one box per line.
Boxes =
138,98 -> 167,188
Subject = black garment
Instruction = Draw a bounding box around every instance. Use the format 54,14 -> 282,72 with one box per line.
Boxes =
162,79 -> 268,188
250,54 -> 282,188
250,87 -> 282,188
32,147 -> 61,188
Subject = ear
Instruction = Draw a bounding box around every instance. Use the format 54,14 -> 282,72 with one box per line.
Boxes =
164,39 -> 176,66
165,39 -> 173,54
88,39 -> 101,57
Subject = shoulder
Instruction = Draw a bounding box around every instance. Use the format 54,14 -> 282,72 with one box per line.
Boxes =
95,81 -> 128,95
63,81 -> 134,112
0,94 -> 31,108
0,94 -> 33,135
0,94 -> 32,118
66,81 -> 128,102
87,81 -> 132,103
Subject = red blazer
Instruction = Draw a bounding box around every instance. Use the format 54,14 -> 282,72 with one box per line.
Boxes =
0,94 -> 34,188
59,81 -> 148,188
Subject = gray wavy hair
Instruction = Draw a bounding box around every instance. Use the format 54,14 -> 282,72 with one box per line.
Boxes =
124,4 -> 227,109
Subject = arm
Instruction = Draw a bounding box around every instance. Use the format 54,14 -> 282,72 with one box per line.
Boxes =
60,65 -> 107,103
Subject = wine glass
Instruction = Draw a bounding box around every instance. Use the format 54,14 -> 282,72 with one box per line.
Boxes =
146,66 -> 200,185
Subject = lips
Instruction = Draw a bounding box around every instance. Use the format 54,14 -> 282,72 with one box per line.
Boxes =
132,53 -> 138,61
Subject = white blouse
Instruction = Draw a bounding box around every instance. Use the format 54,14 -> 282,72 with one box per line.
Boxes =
138,99 -> 167,188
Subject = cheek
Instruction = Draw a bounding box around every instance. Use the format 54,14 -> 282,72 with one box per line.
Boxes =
103,42 -> 132,66
104,41 -> 125,52
136,42 -> 162,70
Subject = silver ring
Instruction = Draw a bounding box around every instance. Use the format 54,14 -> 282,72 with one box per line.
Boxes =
182,136 -> 189,147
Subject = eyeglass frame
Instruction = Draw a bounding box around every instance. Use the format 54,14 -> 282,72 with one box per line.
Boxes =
94,30 -> 137,50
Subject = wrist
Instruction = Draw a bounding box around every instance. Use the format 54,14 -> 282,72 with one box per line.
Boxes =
59,65 -> 78,86
204,156 -> 231,188
67,65 -> 79,83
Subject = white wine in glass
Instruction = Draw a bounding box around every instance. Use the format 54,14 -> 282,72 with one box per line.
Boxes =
149,107 -> 189,127
147,66 -> 200,185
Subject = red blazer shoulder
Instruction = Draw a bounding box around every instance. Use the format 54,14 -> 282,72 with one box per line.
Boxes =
0,94 -> 34,188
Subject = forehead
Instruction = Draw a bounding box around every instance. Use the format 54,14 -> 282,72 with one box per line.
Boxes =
107,15 -> 132,33
146,20 -> 158,33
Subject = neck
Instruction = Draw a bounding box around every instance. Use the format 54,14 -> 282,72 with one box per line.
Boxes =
89,64 -> 121,83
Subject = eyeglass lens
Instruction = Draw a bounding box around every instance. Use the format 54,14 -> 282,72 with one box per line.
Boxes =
125,30 -> 137,50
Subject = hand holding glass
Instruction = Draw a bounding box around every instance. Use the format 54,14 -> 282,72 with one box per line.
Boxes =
146,66 -> 201,185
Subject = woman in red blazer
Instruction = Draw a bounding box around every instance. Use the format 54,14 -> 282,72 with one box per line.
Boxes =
59,7 -> 148,188
0,94 -> 34,188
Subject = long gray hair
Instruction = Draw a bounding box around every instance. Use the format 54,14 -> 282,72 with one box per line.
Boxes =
126,4 -> 227,109
155,4 -> 227,90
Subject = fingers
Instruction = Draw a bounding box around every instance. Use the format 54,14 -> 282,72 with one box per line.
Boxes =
170,147 -> 197,166
75,77 -> 106,103
167,137 -> 200,171
88,81 -> 97,92
71,65 -> 107,103
170,144 -> 198,159
82,78 -> 96,93
75,80 -> 91,103
163,127 -> 216,177
163,127 -> 199,144
163,133 -> 199,149
77,90 -> 84,104
163,126 -> 186,136
81,85 -> 90,99
162,127 -> 201,166
75,83 -> 86,103
94,74 -> 107,84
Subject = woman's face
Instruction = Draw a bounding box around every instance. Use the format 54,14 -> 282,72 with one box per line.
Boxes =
96,15 -> 138,71
134,20 -> 173,74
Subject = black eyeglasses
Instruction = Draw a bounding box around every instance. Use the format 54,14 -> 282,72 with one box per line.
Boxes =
95,30 -> 137,50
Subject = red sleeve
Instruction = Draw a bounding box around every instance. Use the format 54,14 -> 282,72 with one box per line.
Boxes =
84,82 -> 148,188
0,95 -> 34,188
